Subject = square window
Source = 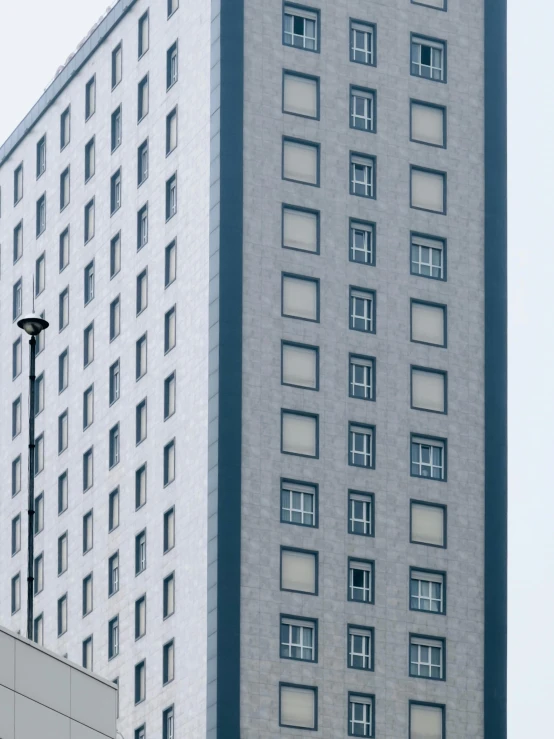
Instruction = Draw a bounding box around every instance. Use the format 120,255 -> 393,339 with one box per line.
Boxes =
111,106 -> 122,151
348,626 -> 373,670
349,693 -> 374,737
411,234 -> 445,279
349,355 -> 375,400
163,573 -> 175,617
281,547 -> 317,594
349,491 -> 374,536
411,436 -> 446,480
163,640 -> 175,684
282,342 -> 318,389
350,154 -> 375,198
166,173 -> 177,220
282,274 -> 319,321
109,552 -> 119,595
283,5 -> 319,51
411,36 -> 446,81
138,11 -> 149,57
166,108 -> 178,154
281,480 -> 317,527
348,558 -> 374,603
410,569 -> 446,614
411,367 -> 446,413
411,300 -> 446,347
109,488 -> 120,531
279,683 -> 317,730
411,101 -> 446,147
350,20 -> 375,65
135,595 -> 146,638
349,423 -> 375,468
410,702 -> 445,739
110,233 -> 121,277
280,616 -> 316,661
411,500 -> 446,547
350,220 -> 375,266
283,71 -> 319,118
164,508 -> 175,552
85,76 -> 96,119
411,167 -> 446,213
283,138 -> 319,185
282,206 -> 319,253
410,635 -> 445,679
350,87 -> 376,132
282,410 -> 318,457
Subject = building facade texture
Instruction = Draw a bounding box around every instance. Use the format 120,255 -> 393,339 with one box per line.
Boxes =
0,1 -> 507,738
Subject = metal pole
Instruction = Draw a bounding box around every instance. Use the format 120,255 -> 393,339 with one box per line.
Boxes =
26,335 -> 36,641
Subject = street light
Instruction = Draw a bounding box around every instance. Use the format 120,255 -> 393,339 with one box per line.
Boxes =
17,312 -> 49,641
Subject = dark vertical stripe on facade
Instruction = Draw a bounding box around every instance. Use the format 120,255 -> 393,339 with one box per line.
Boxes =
484,1 -> 508,737
217,0 -> 244,736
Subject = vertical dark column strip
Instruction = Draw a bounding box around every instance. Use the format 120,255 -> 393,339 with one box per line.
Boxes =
484,1 -> 507,737
218,0 -> 244,737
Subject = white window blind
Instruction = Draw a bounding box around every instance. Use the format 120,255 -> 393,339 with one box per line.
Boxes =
411,168 -> 445,212
411,103 -> 444,146
412,369 -> 445,412
281,549 -> 316,593
282,344 -> 317,388
283,208 -> 318,252
280,685 -> 316,729
282,412 -> 317,457
412,302 -> 445,346
283,276 -> 317,320
283,140 -> 318,184
283,74 -> 318,118
412,503 -> 444,546
410,703 -> 443,739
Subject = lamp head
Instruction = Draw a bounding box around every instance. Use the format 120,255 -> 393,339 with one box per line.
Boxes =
17,313 -> 49,336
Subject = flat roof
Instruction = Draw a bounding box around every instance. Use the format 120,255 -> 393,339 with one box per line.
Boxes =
0,0 -> 138,169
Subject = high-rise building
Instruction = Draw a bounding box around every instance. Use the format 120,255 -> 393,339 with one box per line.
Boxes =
0,0 -> 507,738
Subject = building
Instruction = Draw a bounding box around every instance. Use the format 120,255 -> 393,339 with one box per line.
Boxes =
0,0 -> 507,738
0,624 -> 117,739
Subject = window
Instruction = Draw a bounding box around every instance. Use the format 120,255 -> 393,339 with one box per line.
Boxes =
411,101 -> 446,147
137,203 -> 148,248
135,530 -> 147,575
411,367 -> 446,413
413,0 -> 446,8
411,234 -> 445,279
58,471 -> 68,514
163,640 -> 175,684
58,532 -> 68,574
11,574 -> 20,614
283,71 -> 318,118
36,136 -> 46,177
109,616 -> 119,659
164,373 -> 176,419
11,514 -> 21,555
411,36 -> 446,81
410,635 -> 445,680
351,87 -> 375,132
84,261 -> 94,304
138,140 -> 148,185
110,233 -> 121,277
348,626 -> 373,670
282,274 -> 319,321
60,167 -> 70,210
282,205 -> 318,253
138,75 -> 149,120
348,559 -> 374,603
13,338 -> 22,379
349,491 -> 374,536
34,434 -> 44,475
58,410 -> 68,453
34,614 -> 44,646
14,163 -> 23,204
12,456 -> 21,497
163,706 -> 175,739
410,702 -> 445,739
411,569 -> 445,614
36,194 -> 46,237
83,448 -> 93,491
282,410 -> 318,457
84,199 -> 95,242
281,548 -> 317,594
112,43 -> 122,88
166,108 -> 178,153
167,42 -> 178,89
12,396 -> 21,438
83,385 -> 94,429
82,636 -> 93,670
59,227 -> 70,271
164,306 -> 176,352
349,693 -> 374,737
83,511 -> 93,554
109,552 -> 119,595
110,296 -> 121,340
163,573 -> 175,617
281,342 -> 318,390
135,595 -> 146,638
411,300 -> 446,347
166,173 -> 177,220
13,221 -> 23,263
350,154 -> 375,198
110,169 -> 122,214
109,488 -> 120,531
350,288 -> 375,333
164,507 -> 175,552
349,355 -> 375,401
411,166 -> 446,214
136,400 -> 147,444
109,424 -> 120,468
168,0 -> 179,16
164,440 -> 176,485
281,480 -> 317,527
411,501 -> 446,547
57,595 -> 68,636
350,20 -> 375,65
280,616 -> 316,661
83,323 -> 94,366
135,465 -> 147,509
136,334 -> 147,379
34,493 -> 44,535
60,107 -> 70,149
37,316 -> 46,357
282,138 -> 319,185
111,106 -> 122,151
34,553 -> 44,594
109,360 -> 120,404
138,11 -> 149,57
84,138 -> 95,181
135,661 -> 146,704
349,220 -> 374,266
136,269 -> 148,314
85,76 -> 96,118
411,436 -> 446,480
279,684 -> 317,730
283,5 -> 318,51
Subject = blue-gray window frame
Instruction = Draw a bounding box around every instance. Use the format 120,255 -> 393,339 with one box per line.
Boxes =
280,477 -> 319,528
410,231 -> 447,281
409,99 -> 447,148
410,433 -> 447,481
410,165 -> 447,214
349,18 -> 377,66
282,204 -> 320,253
350,151 -> 376,199
347,624 -> 375,671
410,499 -> 447,548
410,298 -> 447,347
280,546 -> 319,595
281,340 -> 319,390
348,691 -> 375,737
282,69 -> 320,119
281,408 -> 319,458
279,613 -> 318,663
409,701 -> 446,739
282,136 -> 321,187
410,33 -> 447,83
282,3 -> 321,53
348,489 -> 375,537
409,566 -> 447,615
279,682 -> 318,730
347,557 -> 375,604
410,365 -> 447,414
350,85 -> 377,133
281,272 -> 320,322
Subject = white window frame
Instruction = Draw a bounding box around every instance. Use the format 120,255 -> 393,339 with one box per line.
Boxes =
411,36 -> 445,81
280,617 -> 316,661
350,221 -> 374,265
349,693 -> 374,737
349,492 -> 373,536
349,355 -> 374,400
349,559 -> 373,603
350,21 -> 375,65
410,570 -> 445,614
351,88 -> 375,132
411,234 -> 445,279
410,635 -> 444,679
283,5 -> 318,51
348,627 -> 373,671
281,481 -> 316,527
350,154 -> 375,198
349,424 -> 373,468
411,436 -> 445,479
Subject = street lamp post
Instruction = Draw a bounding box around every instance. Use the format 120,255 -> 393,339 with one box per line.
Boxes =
17,312 -> 49,641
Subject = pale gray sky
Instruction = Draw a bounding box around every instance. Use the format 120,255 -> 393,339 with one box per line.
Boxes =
0,1 -> 544,735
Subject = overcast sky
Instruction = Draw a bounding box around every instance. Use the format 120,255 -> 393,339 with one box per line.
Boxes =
0,1 -> 546,735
